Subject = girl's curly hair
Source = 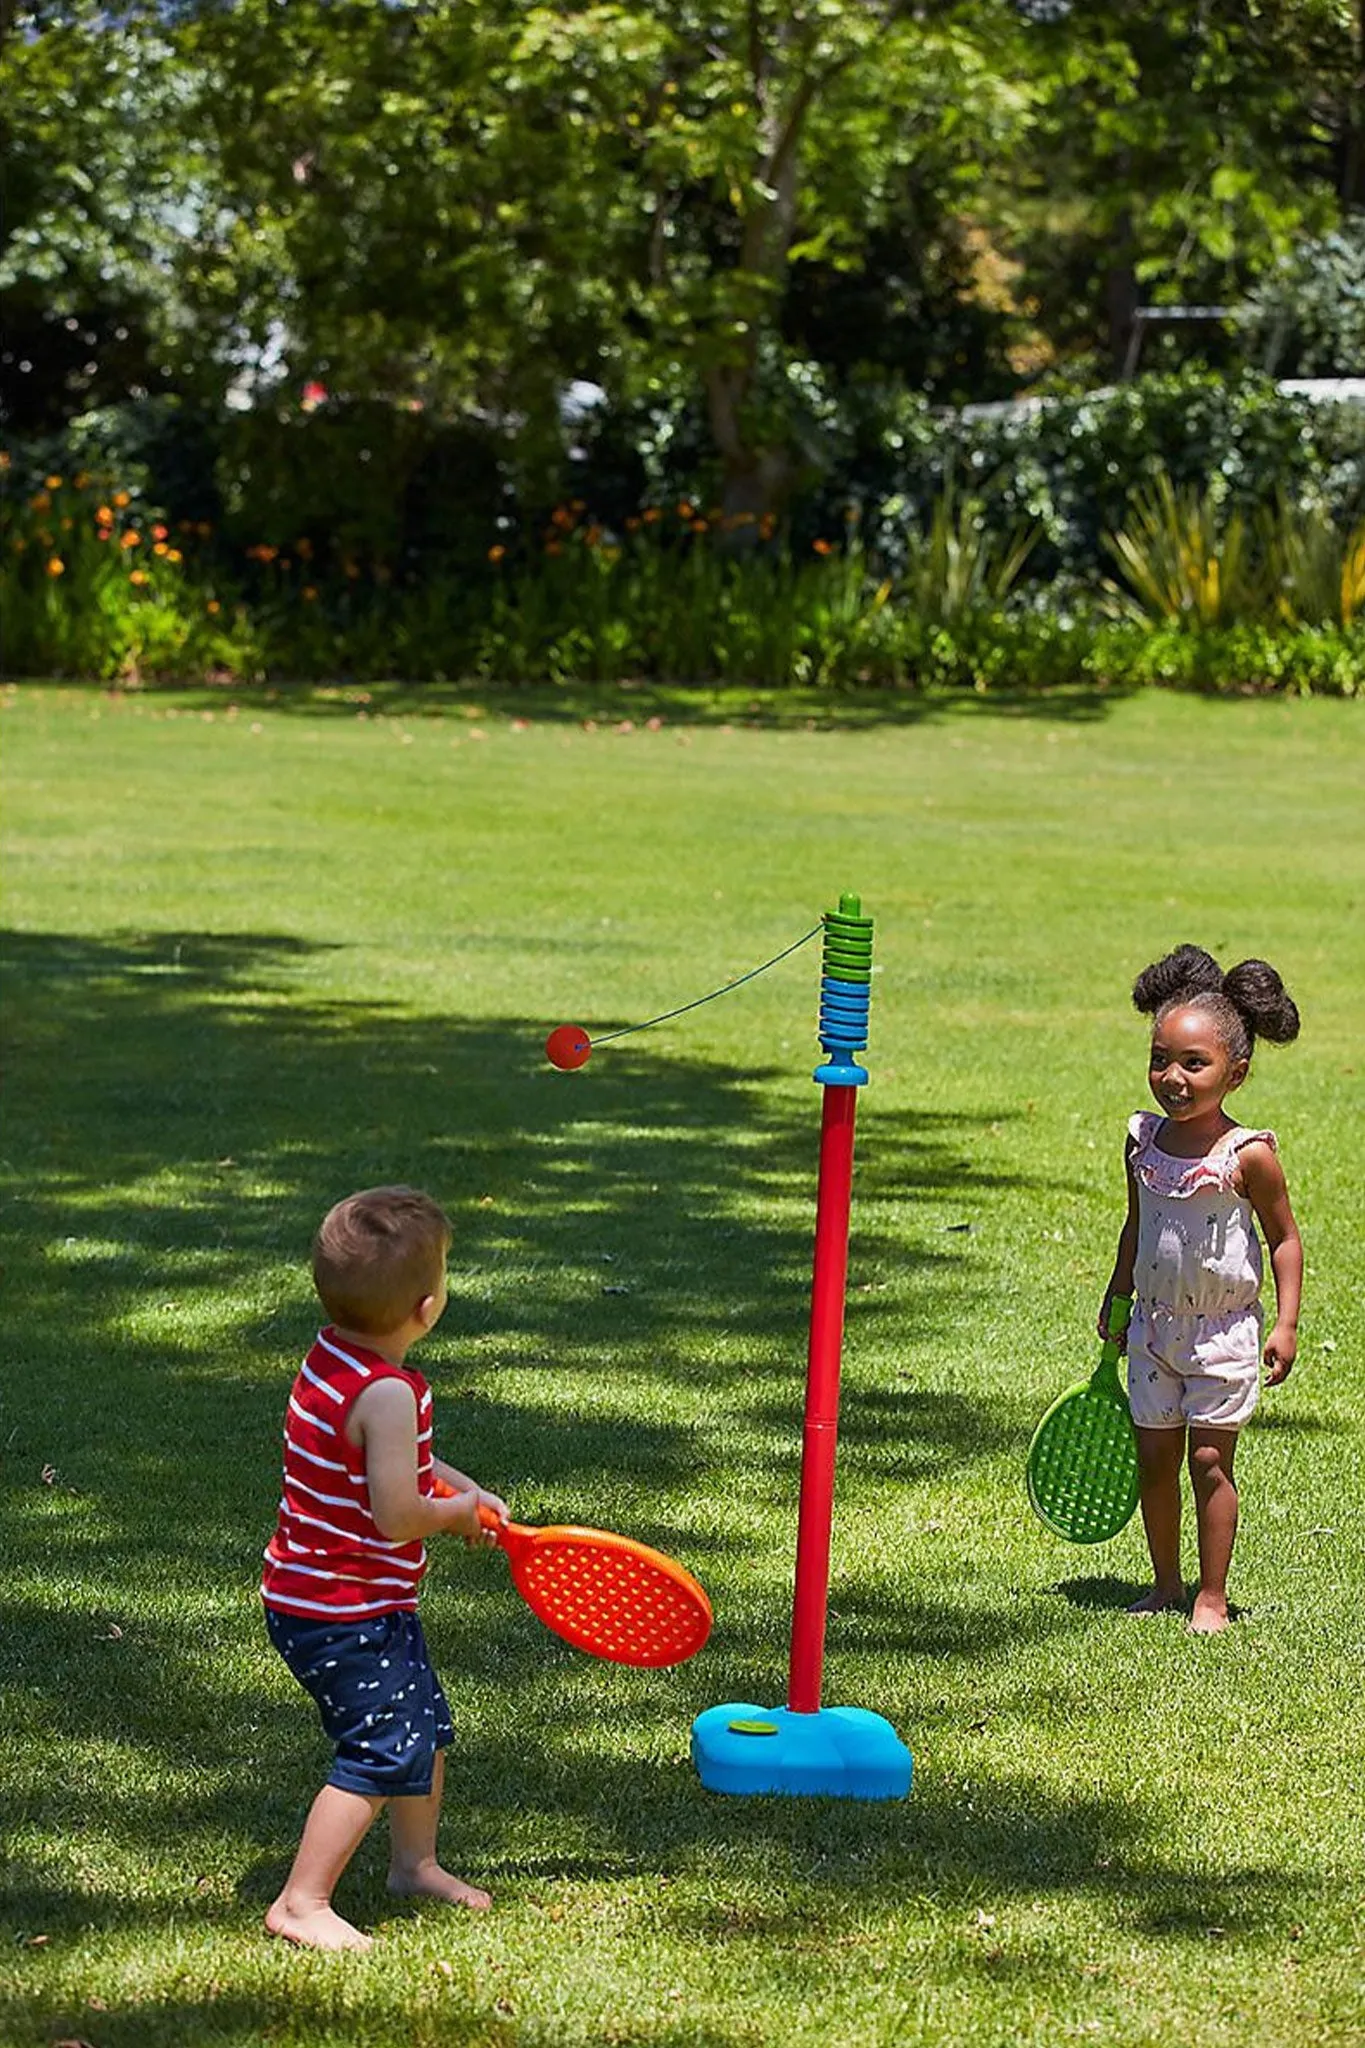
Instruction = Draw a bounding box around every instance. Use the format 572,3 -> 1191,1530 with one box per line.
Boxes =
1132,944 -> 1299,1064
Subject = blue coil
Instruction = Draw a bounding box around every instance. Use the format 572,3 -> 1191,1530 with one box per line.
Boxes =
819,975 -> 870,1054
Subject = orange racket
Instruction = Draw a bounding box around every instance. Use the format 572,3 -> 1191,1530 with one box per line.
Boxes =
434,1483 -> 712,1668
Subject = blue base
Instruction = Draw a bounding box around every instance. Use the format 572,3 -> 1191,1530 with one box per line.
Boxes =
691,1703 -> 912,1801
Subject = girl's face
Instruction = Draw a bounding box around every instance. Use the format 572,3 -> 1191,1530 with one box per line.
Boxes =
1148,1004 -> 1248,1124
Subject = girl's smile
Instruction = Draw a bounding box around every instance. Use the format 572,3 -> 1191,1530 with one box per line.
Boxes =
1147,1004 -> 1248,1135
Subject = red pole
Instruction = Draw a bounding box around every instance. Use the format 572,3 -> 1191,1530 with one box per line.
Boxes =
787,1083 -> 858,1715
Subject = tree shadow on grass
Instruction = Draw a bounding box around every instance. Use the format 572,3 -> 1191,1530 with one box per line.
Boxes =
17,673 -> 1138,730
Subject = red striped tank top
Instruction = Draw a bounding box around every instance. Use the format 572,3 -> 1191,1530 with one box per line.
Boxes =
260,1328 -> 435,1620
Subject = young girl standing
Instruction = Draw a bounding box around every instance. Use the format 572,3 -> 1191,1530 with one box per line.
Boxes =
1100,944 -> 1303,1634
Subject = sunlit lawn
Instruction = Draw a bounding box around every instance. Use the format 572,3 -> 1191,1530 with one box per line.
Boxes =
1,678 -> 1362,2048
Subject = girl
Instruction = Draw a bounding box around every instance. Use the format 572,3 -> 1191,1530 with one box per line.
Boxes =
1100,944 -> 1303,1634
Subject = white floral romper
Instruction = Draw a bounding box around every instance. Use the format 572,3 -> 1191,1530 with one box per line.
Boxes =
1126,1110 -> 1275,1432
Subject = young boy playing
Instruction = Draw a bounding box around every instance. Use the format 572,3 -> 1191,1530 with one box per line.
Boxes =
261,1185 -> 508,1952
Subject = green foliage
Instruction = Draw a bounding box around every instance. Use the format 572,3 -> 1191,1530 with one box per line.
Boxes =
1101,470 -> 1261,626
1265,497 -> 1365,627
1246,214 -> 1365,375
0,465 -> 253,681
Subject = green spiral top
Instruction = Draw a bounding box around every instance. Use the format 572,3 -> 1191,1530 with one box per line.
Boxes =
822,890 -> 873,983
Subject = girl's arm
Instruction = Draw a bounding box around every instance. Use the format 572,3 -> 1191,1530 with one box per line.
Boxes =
1239,1141 -> 1302,1384
1098,1137 -> 1140,1339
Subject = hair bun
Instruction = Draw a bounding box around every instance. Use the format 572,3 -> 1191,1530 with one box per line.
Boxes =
1131,943 -> 1223,1016
1222,958 -> 1300,1045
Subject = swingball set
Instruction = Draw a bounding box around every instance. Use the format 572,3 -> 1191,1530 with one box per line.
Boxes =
546,893 -> 912,1801
525,888 -> 1137,1803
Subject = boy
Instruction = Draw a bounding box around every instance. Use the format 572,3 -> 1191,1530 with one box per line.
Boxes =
261,1185 -> 507,1951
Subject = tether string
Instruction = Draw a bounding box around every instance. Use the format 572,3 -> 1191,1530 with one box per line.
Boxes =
589,925 -> 823,1046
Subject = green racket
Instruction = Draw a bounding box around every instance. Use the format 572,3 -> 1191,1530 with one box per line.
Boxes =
1026,1294 -> 1140,1543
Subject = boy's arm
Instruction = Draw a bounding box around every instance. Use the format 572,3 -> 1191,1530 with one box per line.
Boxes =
1240,1141 -> 1302,1384
351,1380 -> 495,1543
1098,1137 -> 1140,1340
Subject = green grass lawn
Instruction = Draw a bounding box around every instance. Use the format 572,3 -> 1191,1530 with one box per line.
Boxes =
2,679 -> 1363,2048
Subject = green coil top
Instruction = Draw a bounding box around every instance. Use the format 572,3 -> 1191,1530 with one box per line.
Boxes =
822,891 -> 874,983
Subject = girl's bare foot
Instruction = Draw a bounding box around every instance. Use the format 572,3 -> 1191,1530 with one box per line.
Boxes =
1126,1584 -> 1185,1615
1189,1592 -> 1231,1634
387,1858 -> 491,1911
265,1898 -> 373,1951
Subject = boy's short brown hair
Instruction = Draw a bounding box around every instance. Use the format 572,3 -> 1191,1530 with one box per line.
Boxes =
312,1186 -> 451,1336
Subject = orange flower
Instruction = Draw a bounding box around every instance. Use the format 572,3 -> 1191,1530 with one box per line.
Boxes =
153,541 -> 168,556
166,548 -> 183,563
30,491 -> 51,513
487,544 -> 507,563
812,538 -> 834,555
121,531 -> 141,549
46,556 -> 65,577
113,490 -> 130,508
130,569 -> 149,586
152,523 -> 169,541
73,471 -> 91,490
691,519 -> 708,534
677,501 -> 694,519
302,585 -> 318,600
44,474 -> 62,489
642,507 -> 662,524
96,504 -> 113,524
206,598 -> 221,614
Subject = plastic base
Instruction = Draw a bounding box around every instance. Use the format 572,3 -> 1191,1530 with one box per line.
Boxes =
691,1702 -> 912,1800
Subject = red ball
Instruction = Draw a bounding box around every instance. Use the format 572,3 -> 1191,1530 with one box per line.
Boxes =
545,1024 -> 592,1071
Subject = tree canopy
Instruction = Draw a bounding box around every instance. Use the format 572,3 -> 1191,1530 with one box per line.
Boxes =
3,0 -> 1360,507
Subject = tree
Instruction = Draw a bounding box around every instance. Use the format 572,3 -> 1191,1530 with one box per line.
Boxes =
178,0 -> 1032,519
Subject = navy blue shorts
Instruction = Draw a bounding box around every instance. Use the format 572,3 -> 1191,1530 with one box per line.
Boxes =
265,1606 -> 454,1798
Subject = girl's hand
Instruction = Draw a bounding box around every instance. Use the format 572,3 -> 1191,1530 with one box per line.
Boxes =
1264,1325 -> 1297,1385
1097,1294 -> 1130,1346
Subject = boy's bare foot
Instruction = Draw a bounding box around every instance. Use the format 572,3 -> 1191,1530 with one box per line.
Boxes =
265,1898 -> 373,1952
1188,1593 -> 1231,1635
387,1858 -> 491,1911
1126,1585 -> 1185,1615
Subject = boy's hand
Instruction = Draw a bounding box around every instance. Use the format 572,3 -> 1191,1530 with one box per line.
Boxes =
476,1487 -> 510,1526
439,1486 -> 496,1545
1264,1325 -> 1297,1385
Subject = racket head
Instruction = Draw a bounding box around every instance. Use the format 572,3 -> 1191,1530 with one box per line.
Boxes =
508,1524 -> 713,1667
1026,1380 -> 1140,1543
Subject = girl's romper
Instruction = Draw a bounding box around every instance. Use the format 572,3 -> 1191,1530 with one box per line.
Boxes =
1125,1110 -> 1276,1433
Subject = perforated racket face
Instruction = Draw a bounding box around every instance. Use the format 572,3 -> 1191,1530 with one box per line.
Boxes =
1027,1383 -> 1140,1543
511,1527 -> 713,1667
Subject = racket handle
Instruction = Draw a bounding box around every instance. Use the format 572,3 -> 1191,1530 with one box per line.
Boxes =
1105,1293 -> 1133,1342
